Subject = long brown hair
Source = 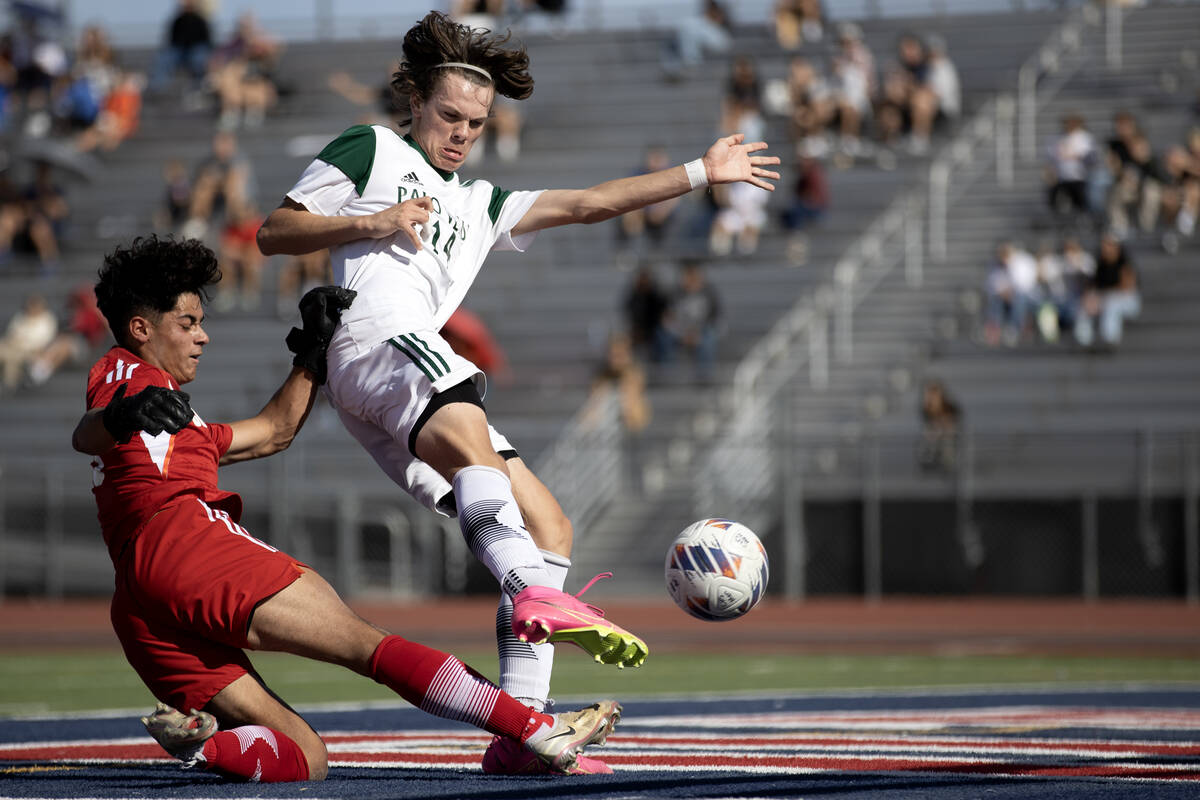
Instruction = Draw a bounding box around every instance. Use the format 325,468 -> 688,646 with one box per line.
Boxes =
391,11 -> 533,126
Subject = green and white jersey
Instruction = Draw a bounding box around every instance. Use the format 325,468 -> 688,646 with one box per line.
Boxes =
286,124 -> 542,354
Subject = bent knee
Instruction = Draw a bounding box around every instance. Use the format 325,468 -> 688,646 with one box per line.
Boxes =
303,737 -> 330,781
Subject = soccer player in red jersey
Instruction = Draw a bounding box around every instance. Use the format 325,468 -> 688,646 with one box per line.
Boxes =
71,235 -> 620,782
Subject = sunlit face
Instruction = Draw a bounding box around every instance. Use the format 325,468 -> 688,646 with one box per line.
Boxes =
136,292 -> 209,386
409,73 -> 494,172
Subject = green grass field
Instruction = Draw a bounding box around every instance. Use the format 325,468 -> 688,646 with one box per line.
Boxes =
4,648 -> 1200,716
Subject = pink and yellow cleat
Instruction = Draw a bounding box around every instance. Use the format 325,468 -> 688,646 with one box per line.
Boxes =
510,573 -> 648,668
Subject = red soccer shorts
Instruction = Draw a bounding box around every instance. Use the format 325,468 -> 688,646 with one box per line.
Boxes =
110,495 -> 305,713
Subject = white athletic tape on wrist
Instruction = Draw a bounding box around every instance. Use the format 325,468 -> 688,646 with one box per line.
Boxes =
684,159 -> 709,190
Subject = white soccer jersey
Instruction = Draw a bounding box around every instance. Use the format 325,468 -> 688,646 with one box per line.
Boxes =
286,124 -> 542,356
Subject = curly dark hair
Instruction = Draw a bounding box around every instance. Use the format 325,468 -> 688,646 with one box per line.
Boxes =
95,235 -> 221,346
390,11 -> 533,126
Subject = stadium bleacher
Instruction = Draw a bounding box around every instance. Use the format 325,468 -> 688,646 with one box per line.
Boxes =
1,2 -> 1196,598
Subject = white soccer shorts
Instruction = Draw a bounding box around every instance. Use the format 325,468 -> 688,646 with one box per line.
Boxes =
325,329 -> 514,516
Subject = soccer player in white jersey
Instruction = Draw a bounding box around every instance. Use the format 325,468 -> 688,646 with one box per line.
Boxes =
258,11 -> 779,775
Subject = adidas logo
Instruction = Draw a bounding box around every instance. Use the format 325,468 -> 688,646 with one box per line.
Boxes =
400,171 -> 421,185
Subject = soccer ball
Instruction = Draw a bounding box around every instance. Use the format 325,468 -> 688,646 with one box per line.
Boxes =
664,518 -> 769,621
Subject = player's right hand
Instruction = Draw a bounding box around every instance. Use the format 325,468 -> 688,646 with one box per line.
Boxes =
364,196 -> 434,251
102,383 -> 194,443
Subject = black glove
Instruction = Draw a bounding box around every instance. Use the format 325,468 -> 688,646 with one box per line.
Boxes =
102,382 -> 194,443
286,286 -> 357,385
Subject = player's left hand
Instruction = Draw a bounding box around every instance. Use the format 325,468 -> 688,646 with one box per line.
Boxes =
702,133 -> 781,191
286,286 -> 357,384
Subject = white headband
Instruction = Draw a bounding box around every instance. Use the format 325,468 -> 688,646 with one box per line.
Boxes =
434,62 -> 492,82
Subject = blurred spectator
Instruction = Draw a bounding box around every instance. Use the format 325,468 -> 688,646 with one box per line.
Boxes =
658,259 -> 722,381
215,199 -> 266,312
774,0 -> 824,50
710,62 -> 768,256
16,160 -> 69,273
1106,127 -> 1163,237
918,378 -> 960,472
720,55 -> 762,139
876,32 -> 940,155
154,158 -> 193,233
441,307 -> 511,386
74,69 -> 143,153
326,64 -> 405,128
27,283 -> 109,386
782,141 -> 829,266
1045,114 -> 1097,218
0,293 -> 57,392
149,0 -> 212,96
925,34 -> 960,127
1074,231 -> 1139,348
623,264 -> 668,360
615,145 -> 681,267
1156,143 -> 1199,253
450,0 -> 506,29
210,12 -> 283,129
275,249 -> 332,319
1045,234 -> 1096,337
183,129 -> 256,240
9,7 -> 67,134
982,240 -> 1038,347
661,0 -> 732,81
783,55 -> 834,153
586,329 -> 651,493
588,330 -> 650,434
830,22 -> 876,162
0,43 -> 17,133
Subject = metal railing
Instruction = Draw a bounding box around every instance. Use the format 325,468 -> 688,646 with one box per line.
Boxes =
694,0 -> 1106,548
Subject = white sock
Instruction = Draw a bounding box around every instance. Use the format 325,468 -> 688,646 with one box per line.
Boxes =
497,549 -> 569,710
453,465 -> 552,597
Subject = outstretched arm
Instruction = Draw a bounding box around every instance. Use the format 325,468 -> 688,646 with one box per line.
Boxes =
512,133 -> 781,236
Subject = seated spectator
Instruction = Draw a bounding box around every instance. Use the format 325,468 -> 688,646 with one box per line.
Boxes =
623,264 -> 668,360
774,0 -> 824,50
1074,231 -> 1139,348
17,160 -> 69,273
661,0 -> 732,81
710,66 -> 768,256
149,0 -> 212,96
829,22 -> 876,163
450,0 -> 506,29
784,55 -> 835,154
782,141 -> 830,266
1042,234 -> 1096,337
1106,129 -> 1163,237
182,129 -> 256,241
215,198 -> 266,312
1045,113 -> 1096,219
326,64 -> 405,128
0,292 -> 57,392
27,283 -> 109,386
74,69 -> 143,153
658,259 -> 722,381
1157,143 -> 1199,253
925,34 -> 960,127
982,240 -> 1038,347
275,249 -> 332,319
615,145 -> 681,267
876,32 -> 940,155
210,12 -> 282,129
154,158 -> 193,233
918,378 -> 960,472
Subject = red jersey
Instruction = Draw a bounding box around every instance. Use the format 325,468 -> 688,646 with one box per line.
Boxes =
85,346 -> 240,561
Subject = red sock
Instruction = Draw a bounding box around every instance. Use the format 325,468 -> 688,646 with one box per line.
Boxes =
368,634 -> 552,740
199,726 -> 310,783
